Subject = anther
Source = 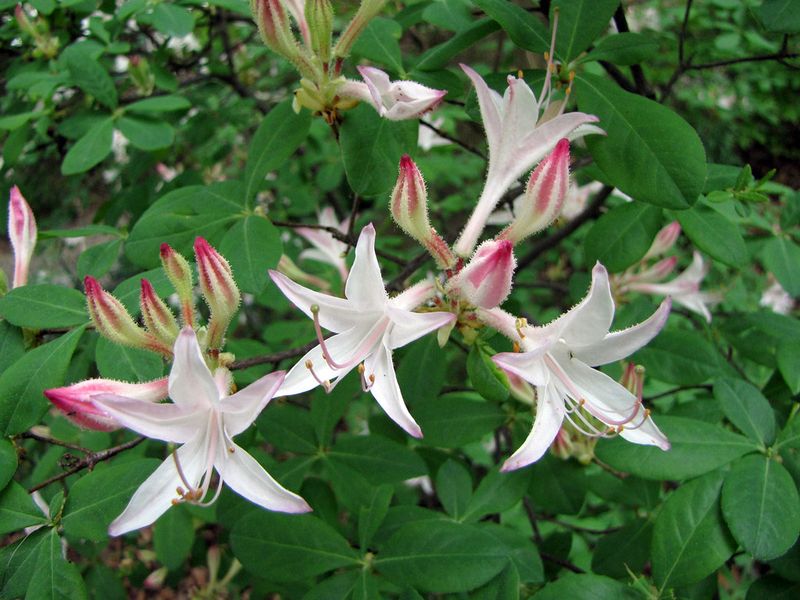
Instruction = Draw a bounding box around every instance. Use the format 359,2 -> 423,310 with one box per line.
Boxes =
513,342 -> 521,353
305,359 -> 332,392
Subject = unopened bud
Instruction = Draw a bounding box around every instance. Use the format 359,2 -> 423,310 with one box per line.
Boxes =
15,4 -> 36,37
636,256 -> 678,283
499,139 -> 570,244
194,237 -> 240,349
278,254 -> 331,291
44,377 -> 168,431
446,239 -> 516,309
160,243 -> 195,328
644,222 -> 681,260
305,0 -> 333,63
252,0 -> 302,62
128,55 -> 154,96
84,276 -> 171,356
8,186 -> 37,288
332,0 -> 387,59
391,155 -> 431,242
143,567 -> 168,590
140,279 -> 179,347
506,370 -> 535,406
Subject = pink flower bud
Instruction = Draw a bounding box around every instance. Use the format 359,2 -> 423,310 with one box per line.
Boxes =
499,139 -> 570,244
15,4 -> 36,37
44,377 -> 168,431
446,239 -> 516,309
506,370 -> 536,405
391,156 -> 431,241
636,256 -> 678,284
160,243 -> 195,328
85,276 -> 171,356
252,0 -> 302,63
140,279 -> 179,347
8,186 -> 37,288
644,222 -> 681,260
194,237 -> 240,349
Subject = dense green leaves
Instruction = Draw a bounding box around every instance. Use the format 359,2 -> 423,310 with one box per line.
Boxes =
582,32 -> 659,66
154,506 -> 195,570
218,215 -> 283,294
585,202 -> 662,272
634,330 -> 728,385
0,440 -> 17,490
577,73 -> 707,209
473,0 -> 549,53
327,435 -> 426,484
413,393 -> 506,448
0,285 -> 88,329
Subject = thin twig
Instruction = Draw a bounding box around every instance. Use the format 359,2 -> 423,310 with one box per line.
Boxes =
230,340 -> 317,370
523,497 -> 544,546
613,6 -> 652,98
28,437 -> 145,493
420,120 -> 486,160
540,553 -> 586,574
644,384 -> 712,402
687,51 -> 800,71
347,194 -> 361,241
386,252 -> 431,292
20,432 -> 90,454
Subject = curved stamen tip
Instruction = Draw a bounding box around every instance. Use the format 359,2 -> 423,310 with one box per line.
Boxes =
310,304 -> 320,314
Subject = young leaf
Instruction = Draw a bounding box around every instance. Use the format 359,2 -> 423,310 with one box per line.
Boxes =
584,202 -> 662,272
676,204 -> 748,268
713,378 -> 776,445
218,215 -> 283,295
0,285 -> 88,329
61,118 -> 114,175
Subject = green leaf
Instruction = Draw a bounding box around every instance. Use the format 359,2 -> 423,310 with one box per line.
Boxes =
721,455 -> 800,560
0,481 -> 48,535
592,519 -> 653,578
634,330 -> 727,385
595,416 -> 757,480
257,403 -> 318,455
396,335 -> 447,408
116,116 -> 174,150
473,0 -> 549,53
747,576 -> 800,600
126,182 -> 245,268
462,467 -> 532,522
244,101 -> 312,202
676,204 -> 748,268
0,321 -> 25,375
39,225 -> 121,239
414,18 -> 500,72
231,512 -> 359,581
470,562 -> 519,600
0,439 -> 17,490
351,17 -> 403,72
95,337 -> 164,382
61,117 -> 114,175
532,573 -> 643,599
375,520 -> 511,593
124,95 -> 191,114
340,104 -> 417,197
581,32 -> 659,66
77,239 -> 122,279
218,215 -> 282,294
413,392 -> 506,448
527,455 -> 587,515
762,237 -> 800,296
327,435 -> 426,484
436,460 -> 472,520
467,344 -> 509,402
652,470 -> 736,589
27,529 -> 88,600
713,378 -> 776,445
551,0 -> 620,61
62,459 -> 160,541
154,505 -> 194,570
0,111 -> 38,130
150,3 -> 194,36
0,285 -> 88,329
358,484 -> 393,550
64,45 -> 118,109
755,0 -> 800,34
576,73 -> 706,209
778,340 -> 800,394
0,326 -> 86,436
113,268 -> 172,316
584,202 -> 662,272
0,528 -> 48,598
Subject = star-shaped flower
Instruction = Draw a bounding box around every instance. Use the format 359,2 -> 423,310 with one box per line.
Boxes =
485,264 -> 671,471
339,66 -> 446,121
94,328 -> 310,536
270,224 -> 455,437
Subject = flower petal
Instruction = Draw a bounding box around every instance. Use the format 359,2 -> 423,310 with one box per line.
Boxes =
109,435 -> 207,536
557,354 -> 640,417
364,342 -> 422,438
492,348 -> 551,387
386,308 -> 455,350
502,383 -> 565,471
269,270 -> 361,333
619,413 -> 671,450
571,298 -> 671,366
215,442 -> 311,513
344,224 -> 387,309
499,76 -> 539,150
169,328 -> 218,408
358,66 -> 392,114
460,64 -> 503,157
546,263 -> 614,346
92,394 -> 205,444
221,371 -> 285,436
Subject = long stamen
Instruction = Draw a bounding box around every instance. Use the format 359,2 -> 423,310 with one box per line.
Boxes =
310,304 -> 388,371
358,363 -> 375,392
305,359 -> 332,392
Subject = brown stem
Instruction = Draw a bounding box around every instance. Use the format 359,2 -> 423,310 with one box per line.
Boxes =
229,340 -> 317,370
386,252 -> 431,292
20,431 -> 90,454
419,120 -> 486,160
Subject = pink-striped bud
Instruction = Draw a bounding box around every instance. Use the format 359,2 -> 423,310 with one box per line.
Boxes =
252,0 -> 302,63
160,243 -> 195,328
84,276 -> 171,356
15,4 -> 36,37
194,237 -> 240,349
8,186 -> 37,288
644,222 -> 681,260
446,239 -> 516,309
636,256 -> 678,284
498,139 -> 570,245
304,0 -> 330,60
44,377 -> 168,431
140,279 -> 179,347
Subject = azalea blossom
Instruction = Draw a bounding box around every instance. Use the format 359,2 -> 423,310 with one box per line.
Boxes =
620,251 -> 720,323
453,60 -> 602,256
483,264 -> 671,471
45,377 -> 169,431
295,207 -> 350,282
446,238 -> 516,309
8,186 -> 37,288
94,328 -> 310,535
760,277 -> 795,315
270,224 -> 455,437
339,66 -> 446,121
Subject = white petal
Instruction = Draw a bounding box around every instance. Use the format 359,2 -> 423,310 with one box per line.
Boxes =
269,270 -> 361,332
345,224 -> 388,309
499,76 -> 539,149
514,112 -> 602,177
92,394 -> 205,443
674,293 -> 713,323
549,263 -> 615,346
492,348 -> 551,387
358,66 -> 392,112
364,342 -> 422,438
619,413 -> 671,450
170,328 -> 218,408
386,308 -> 455,350
215,442 -> 311,513
502,384 -> 565,471
460,64 -> 503,157
109,435 -> 207,536
571,298 -> 671,366
220,371 -> 285,436
557,355 -> 639,417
